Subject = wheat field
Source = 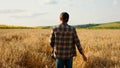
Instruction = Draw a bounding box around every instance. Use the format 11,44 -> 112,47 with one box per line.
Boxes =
0,29 -> 119,68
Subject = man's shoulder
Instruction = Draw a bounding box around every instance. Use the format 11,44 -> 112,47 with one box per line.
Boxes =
67,24 -> 76,31
51,25 -> 59,31
68,24 -> 75,28
52,25 -> 59,29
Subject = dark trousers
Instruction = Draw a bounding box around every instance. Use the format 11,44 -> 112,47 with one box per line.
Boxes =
56,57 -> 73,68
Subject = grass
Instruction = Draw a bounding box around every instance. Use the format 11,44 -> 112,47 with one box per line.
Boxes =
0,24 -> 34,29
0,24 -> 51,29
76,21 -> 120,29
0,29 -> 119,68
93,22 -> 120,29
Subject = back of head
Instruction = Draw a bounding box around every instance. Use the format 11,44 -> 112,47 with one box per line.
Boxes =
60,12 -> 69,23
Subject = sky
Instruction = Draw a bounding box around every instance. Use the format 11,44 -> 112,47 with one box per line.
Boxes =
0,0 -> 120,26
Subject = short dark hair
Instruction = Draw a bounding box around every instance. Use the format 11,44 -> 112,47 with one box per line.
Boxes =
60,12 -> 69,22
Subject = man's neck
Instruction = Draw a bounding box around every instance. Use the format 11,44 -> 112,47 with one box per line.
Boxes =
61,22 -> 67,25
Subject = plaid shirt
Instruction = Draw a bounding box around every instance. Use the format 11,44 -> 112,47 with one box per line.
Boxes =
50,23 -> 83,59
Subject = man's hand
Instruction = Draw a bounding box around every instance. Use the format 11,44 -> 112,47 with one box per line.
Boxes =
82,54 -> 87,62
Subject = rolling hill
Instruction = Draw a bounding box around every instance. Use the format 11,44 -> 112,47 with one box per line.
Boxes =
0,21 -> 120,29
75,21 -> 120,29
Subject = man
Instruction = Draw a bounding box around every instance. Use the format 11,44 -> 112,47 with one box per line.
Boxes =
50,12 -> 87,68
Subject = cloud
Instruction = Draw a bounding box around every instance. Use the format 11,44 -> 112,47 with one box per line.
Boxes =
46,0 -> 57,4
36,0 -> 58,5
11,12 -> 48,18
86,0 -> 96,3
0,9 -> 26,14
113,0 -> 118,5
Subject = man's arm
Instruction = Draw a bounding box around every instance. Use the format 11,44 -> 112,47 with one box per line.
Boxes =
73,28 -> 83,54
49,29 -> 55,48
73,28 -> 87,61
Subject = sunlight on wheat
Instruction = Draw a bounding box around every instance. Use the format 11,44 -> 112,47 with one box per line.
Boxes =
0,29 -> 119,68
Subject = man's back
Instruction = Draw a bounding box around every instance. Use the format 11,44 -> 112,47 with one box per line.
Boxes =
52,23 -> 76,59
